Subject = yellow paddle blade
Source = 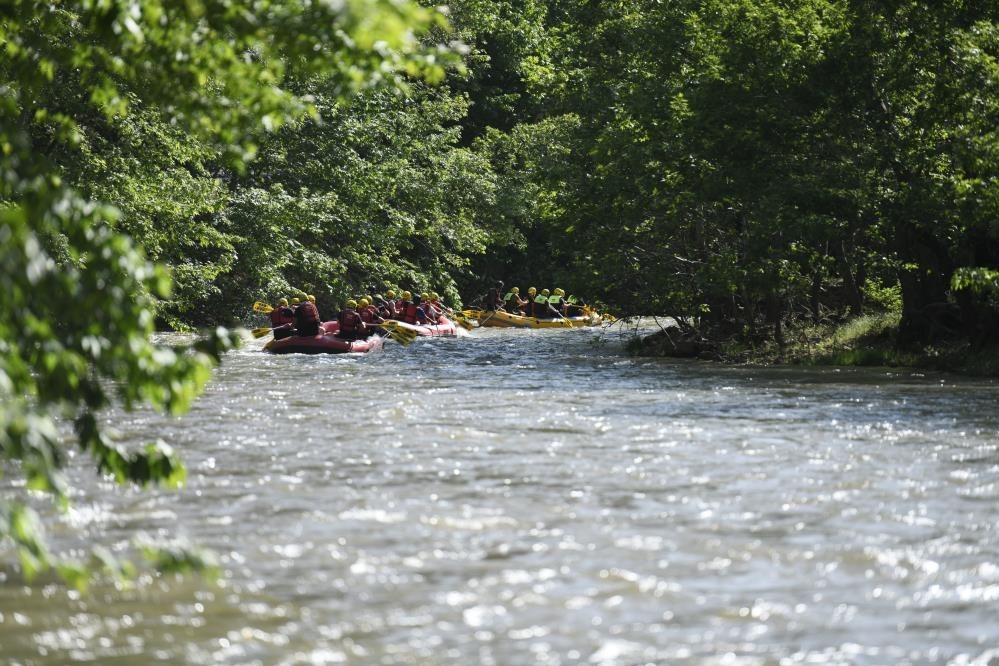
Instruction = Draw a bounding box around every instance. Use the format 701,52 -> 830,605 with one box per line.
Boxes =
454,315 -> 475,330
253,300 -> 274,314
380,321 -> 416,346
461,309 -> 482,319
393,330 -> 418,346
251,327 -> 273,338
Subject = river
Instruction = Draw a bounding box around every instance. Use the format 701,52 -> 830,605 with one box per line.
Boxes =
1,324 -> 998,664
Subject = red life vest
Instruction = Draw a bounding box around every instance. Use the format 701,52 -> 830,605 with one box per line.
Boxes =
295,301 -> 320,326
270,306 -> 294,326
338,308 -> 363,333
359,306 -> 379,324
400,301 -> 422,324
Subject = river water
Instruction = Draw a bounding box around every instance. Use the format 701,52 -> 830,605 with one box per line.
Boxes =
1,325 -> 998,665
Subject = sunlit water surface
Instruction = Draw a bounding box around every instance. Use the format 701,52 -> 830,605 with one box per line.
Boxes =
1,325 -> 998,665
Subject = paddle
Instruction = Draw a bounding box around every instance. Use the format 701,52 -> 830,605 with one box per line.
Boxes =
379,320 -> 418,346
251,302 -> 276,339
452,311 -> 476,330
548,303 -> 573,327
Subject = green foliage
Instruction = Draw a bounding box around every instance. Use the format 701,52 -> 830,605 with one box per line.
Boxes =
1,0 -> 455,585
212,84 -> 497,315
952,268 -> 999,297
863,278 -> 903,313
466,0 -> 999,347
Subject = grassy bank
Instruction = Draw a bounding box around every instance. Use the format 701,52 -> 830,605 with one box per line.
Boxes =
722,312 -> 999,377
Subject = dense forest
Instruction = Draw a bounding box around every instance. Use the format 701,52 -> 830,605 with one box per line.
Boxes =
6,2 -> 999,341
1,1 -> 997,579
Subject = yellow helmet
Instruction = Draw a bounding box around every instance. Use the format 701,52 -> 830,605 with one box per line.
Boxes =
402,290 -> 412,300
430,292 -> 439,300
420,292 -> 430,301
554,288 -> 564,296
358,298 -> 369,307
528,287 -> 537,295
512,287 -> 519,293
386,290 -> 396,299
308,294 -> 316,302
278,298 -> 289,306
541,288 -> 550,295
346,299 -> 357,308
291,297 -> 300,305
367,295 -> 375,304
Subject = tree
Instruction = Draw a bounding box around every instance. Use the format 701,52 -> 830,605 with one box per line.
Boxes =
474,0 -> 999,348
1,0 -> 454,585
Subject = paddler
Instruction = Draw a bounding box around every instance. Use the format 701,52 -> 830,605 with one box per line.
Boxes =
398,291 -> 431,325
384,289 -> 402,313
269,297 -> 294,327
430,292 -> 450,316
534,288 -> 550,318
523,287 -> 538,317
306,294 -> 320,320
420,292 -> 440,321
503,286 -> 527,315
358,297 -> 383,334
547,288 -> 566,317
294,295 -> 321,336
336,299 -> 367,341
482,281 -> 505,312
565,294 -> 586,317
373,294 -> 394,319
269,297 -> 295,340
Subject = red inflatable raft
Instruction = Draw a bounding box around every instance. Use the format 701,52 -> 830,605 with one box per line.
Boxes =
393,315 -> 459,337
264,328 -> 385,355
320,316 -> 459,338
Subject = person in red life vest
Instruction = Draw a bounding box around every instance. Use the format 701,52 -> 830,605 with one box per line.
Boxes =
269,297 -> 295,339
336,299 -> 367,341
294,295 -> 321,336
270,297 -> 294,326
429,292 -> 452,318
367,297 -> 384,322
420,292 -> 440,322
398,291 -> 430,325
357,297 -> 383,337
379,292 -> 398,319
306,294 -> 321,320
382,289 -> 401,316
373,294 -> 393,320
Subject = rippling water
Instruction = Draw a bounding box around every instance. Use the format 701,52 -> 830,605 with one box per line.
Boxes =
2,325 -> 998,664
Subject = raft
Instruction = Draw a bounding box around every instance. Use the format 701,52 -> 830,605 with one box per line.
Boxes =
264,329 -> 385,354
321,316 -> 459,338
474,309 -> 605,329
392,315 -> 459,337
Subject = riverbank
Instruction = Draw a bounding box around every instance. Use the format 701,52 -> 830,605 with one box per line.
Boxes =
629,312 -> 999,377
